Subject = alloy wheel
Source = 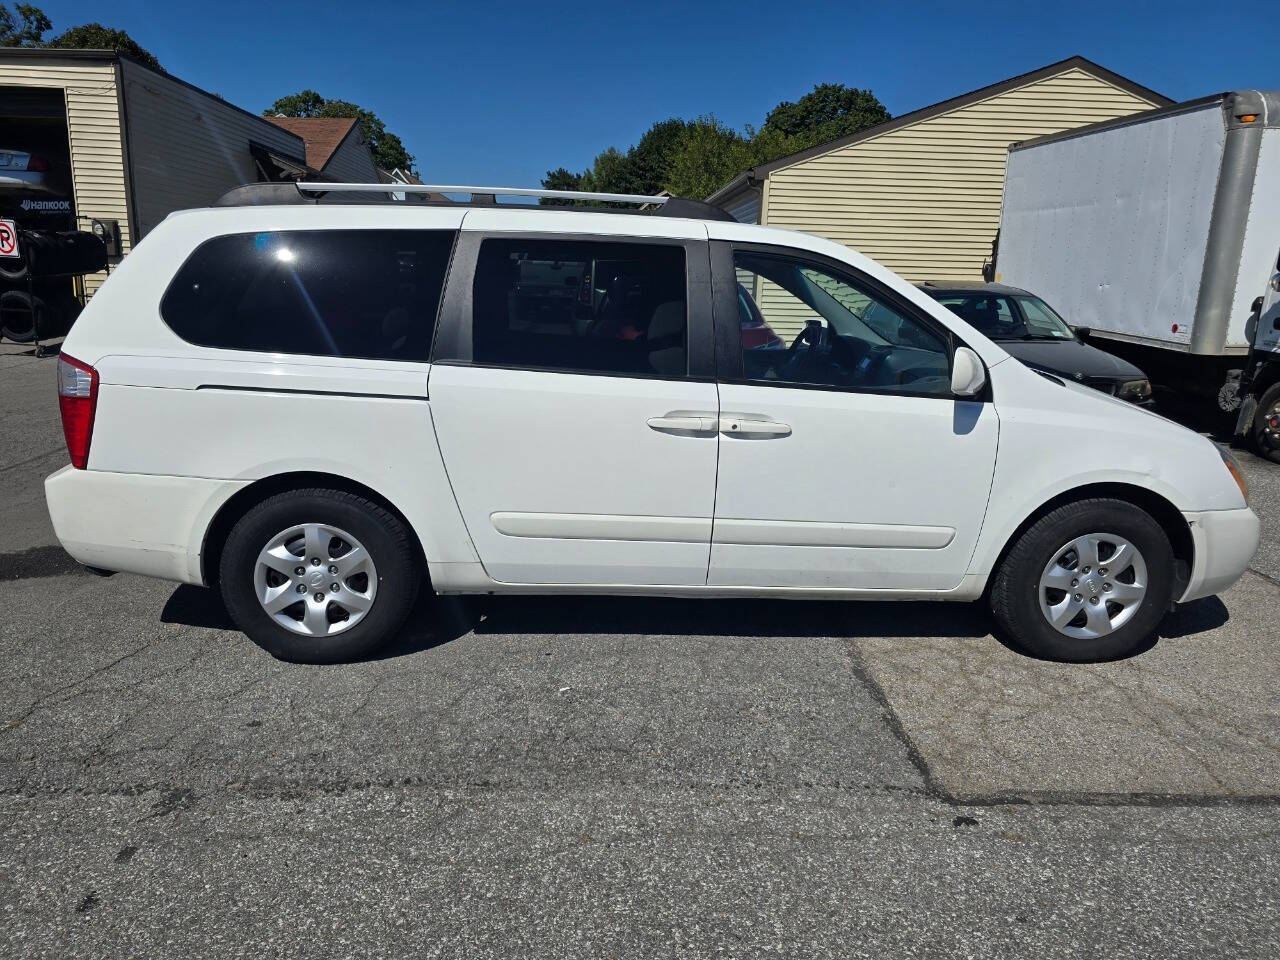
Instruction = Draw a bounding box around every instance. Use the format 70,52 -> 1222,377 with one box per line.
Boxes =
254,523 -> 377,637
1038,532 -> 1148,639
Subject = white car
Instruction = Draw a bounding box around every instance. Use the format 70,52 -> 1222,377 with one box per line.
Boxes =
45,183 -> 1260,664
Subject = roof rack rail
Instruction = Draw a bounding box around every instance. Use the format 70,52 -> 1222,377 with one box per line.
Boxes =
296,182 -> 668,205
213,181 -> 738,221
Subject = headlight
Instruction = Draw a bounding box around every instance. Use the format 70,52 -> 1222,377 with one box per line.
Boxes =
1219,445 -> 1250,504
1118,378 -> 1152,401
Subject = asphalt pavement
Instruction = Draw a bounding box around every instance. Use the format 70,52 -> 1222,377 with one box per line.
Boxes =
2,340 -> 1277,959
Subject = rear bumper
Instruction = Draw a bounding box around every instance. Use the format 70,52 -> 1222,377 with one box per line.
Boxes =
44,465 -> 247,585
1179,507 -> 1261,603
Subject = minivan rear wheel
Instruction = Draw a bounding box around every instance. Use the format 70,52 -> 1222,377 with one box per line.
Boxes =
219,488 -> 420,663
989,498 -> 1175,662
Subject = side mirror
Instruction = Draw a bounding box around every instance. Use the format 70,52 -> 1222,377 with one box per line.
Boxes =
1073,326 -> 1092,339
951,347 -> 986,397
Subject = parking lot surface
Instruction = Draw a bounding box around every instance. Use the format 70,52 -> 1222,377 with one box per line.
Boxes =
2,342 -> 1278,958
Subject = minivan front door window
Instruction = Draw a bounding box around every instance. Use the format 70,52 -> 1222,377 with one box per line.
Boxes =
733,252 -> 951,395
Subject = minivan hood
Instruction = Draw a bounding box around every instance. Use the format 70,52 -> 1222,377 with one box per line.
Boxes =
1002,356 -> 1193,438
997,338 -> 1146,382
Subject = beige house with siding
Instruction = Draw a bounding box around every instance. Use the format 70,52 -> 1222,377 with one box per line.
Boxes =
1,51 -> 139,295
708,57 -> 1168,338
0,49 -> 378,297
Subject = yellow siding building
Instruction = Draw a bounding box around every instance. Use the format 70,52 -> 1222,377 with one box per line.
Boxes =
0,58 -> 131,296
709,57 -> 1169,340
1,49 -> 380,299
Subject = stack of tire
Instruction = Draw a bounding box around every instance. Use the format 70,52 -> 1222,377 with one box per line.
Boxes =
0,230 -> 106,343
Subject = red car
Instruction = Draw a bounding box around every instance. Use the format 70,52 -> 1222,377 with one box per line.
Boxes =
737,283 -> 783,349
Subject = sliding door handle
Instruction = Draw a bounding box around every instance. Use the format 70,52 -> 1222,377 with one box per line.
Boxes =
647,415 -> 718,434
719,417 -> 791,438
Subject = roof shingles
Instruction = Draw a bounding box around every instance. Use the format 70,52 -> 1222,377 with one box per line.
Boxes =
265,116 -> 360,171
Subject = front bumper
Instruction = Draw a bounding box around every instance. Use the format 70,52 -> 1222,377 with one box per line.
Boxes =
1179,507 -> 1261,603
45,465 -> 247,585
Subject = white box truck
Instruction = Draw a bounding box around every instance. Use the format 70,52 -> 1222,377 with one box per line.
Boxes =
993,90 -> 1280,461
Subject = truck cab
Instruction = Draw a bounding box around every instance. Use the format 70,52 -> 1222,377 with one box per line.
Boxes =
1236,248 -> 1280,461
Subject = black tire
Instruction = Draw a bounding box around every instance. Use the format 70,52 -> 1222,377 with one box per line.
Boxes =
0,289 -> 46,343
0,241 -> 31,281
0,230 -> 106,280
1251,382 -> 1280,465
989,498 -> 1175,662
218,488 -> 421,663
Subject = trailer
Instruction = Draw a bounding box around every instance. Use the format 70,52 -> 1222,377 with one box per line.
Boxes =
992,90 -> 1280,459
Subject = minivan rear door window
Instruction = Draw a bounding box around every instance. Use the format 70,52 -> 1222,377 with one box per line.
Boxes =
466,238 -> 688,378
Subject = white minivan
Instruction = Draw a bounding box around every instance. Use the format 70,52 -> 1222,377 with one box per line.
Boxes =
45,183 -> 1260,664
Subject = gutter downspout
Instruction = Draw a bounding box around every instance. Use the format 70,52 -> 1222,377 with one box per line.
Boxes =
754,174 -> 769,228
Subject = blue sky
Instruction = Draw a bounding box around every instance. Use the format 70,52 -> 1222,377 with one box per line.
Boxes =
32,1 -> 1278,186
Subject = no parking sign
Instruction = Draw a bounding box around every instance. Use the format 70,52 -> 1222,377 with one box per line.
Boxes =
0,219 -> 17,258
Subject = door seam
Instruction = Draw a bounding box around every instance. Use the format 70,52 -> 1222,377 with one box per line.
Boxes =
705,380 -> 721,585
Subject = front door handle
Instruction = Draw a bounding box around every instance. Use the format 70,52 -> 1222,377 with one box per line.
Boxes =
647,414 -> 718,435
719,417 -> 791,438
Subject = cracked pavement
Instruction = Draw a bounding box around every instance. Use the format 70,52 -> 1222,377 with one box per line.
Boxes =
1,341 -> 1278,958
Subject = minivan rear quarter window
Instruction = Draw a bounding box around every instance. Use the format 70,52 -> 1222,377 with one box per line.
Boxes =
160,229 -> 455,361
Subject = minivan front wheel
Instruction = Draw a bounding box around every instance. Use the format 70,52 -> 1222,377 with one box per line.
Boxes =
990,499 -> 1174,662
219,489 -> 420,663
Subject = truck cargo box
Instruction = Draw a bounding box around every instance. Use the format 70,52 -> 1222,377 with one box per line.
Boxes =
996,90 -> 1280,356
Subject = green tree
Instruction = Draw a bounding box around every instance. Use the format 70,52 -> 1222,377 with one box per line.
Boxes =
663,118 -> 760,201
539,166 -> 586,205
541,119 -> 687,203
616,118 -> 688,196
0,4 -> 161,68
542,147 -> 636,205
582,146 -> 627,194
366,128 -> 413,175
48,22 -> 161,69
0,3 -> 50,46
541,82 -> 891,202
264,89 -> 326,118
762,83 -> 889,150
265,92 -> 415,173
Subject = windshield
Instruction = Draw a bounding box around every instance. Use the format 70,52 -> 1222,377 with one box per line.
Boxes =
935,292 -> 1074,341
1014,296 -> 1074,340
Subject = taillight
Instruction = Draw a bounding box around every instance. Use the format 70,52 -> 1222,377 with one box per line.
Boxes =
25,154 -> 50,172
57,353 -> 99,469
